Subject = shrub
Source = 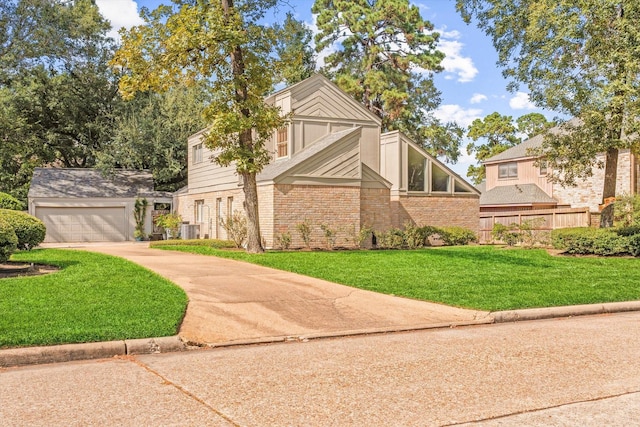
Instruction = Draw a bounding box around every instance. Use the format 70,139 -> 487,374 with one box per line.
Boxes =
403,222 -> 424,249
440,226 -> 477,246
551,227 -> 629,256
376,228 -> 404,249
628,235 -> 640,257
0,192 -> 25,211
154,212 -> 183,239
220,210 -> 247,248
133,197 -> 149,239
296,219 -> 312,249
0,209 -> 46,250
492,223 -> 521,246
616,225 -> 640,237
613,193 -> 640,227
347,224 -> 372,248
319,224 -> 336,249
275,232 -> 292,250
0,217 -> 18,262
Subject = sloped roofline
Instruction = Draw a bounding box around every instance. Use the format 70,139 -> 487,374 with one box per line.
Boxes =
265,74 -> 383,125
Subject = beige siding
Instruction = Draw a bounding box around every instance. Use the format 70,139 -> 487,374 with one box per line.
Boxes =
380,132 -> 402,192
187,133 -> 239,193
486,158 -> 552,194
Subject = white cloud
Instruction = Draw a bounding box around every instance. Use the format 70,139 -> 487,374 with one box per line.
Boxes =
96,0 -> 145,41
509,92 -> 536,110
436,29 -> 478,83
469,93 -> 487,104
433,104 -> 482,128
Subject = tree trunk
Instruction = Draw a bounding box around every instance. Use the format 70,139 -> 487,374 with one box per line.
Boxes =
600,146 -> 619,228
221,0 -> 264,253
241,171 -> 264,253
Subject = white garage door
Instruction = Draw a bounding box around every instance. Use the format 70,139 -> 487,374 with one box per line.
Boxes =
37,207 -> 127,243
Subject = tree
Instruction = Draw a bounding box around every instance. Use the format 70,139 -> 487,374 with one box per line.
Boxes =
312,0 -> 463,162
458,1 -> 640,226
0,0 -> 118,201
466,112 -> 555,184
273,12 -> 316,85
113,0 -> 295,253
97,85 -> 208,192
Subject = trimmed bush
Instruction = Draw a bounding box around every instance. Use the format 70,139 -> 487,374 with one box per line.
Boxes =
616,225 -> 640,237
0,209 -> 46,250
440,226 -> 477,246
0,217 -> 18,263
551,227 -> 631,256
0,192 -> 25,211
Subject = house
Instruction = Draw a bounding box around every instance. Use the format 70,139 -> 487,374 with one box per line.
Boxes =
478,125 -> 640,241
481,132 -> 639,213
174,74 -> 479,248
28,168 -> 172,243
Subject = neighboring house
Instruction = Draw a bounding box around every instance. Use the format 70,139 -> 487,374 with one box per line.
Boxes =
28,168 -> 172,243
174,74 -> 479,248
481,132 -> 639,213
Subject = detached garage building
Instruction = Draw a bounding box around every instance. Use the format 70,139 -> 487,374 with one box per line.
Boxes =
28,168 -> 171,243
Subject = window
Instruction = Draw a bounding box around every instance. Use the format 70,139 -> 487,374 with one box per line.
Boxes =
195,200 -> 204,223
431,164 -> 450,192
454,180 -> 472,193
498,162 -> 518,179
276,127 -> 288,158
227,196 -> 233,219
192,143 -> 203,164
539,160 -> 548,176
408,147 -> 425,191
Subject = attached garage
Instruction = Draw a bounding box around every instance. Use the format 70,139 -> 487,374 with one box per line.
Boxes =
28,168 -> 172,243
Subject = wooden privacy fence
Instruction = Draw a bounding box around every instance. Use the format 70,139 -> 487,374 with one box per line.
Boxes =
479,207 -> 592,243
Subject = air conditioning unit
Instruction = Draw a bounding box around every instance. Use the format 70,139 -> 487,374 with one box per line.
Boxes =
180,224 -> 200,240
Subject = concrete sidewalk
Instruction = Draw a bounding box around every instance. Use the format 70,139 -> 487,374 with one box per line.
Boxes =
76,243 -> 490,345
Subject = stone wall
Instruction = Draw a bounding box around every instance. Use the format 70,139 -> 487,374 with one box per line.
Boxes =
392,195 -> 480,233
552,150 -> 634,212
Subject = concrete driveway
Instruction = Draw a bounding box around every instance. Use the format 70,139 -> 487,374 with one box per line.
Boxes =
49,243 -> 490,345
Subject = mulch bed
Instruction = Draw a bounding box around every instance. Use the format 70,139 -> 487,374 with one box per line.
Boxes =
0,262 -> 59,279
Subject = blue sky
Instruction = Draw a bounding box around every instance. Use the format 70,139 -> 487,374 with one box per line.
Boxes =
96,0 -> 554,178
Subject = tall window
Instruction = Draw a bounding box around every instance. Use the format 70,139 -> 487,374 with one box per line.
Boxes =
192,143 -> 203,164
276,127 -> 288,158
216,198 -> 222,238
195,200 -> 204,223
498,162 -> 518,179
227,196 -> 233,219
407,146 -> 425,191
431,164 -> 450,192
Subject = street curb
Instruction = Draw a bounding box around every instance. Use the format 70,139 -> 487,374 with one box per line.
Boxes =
3,301 -> 640,368
0,336 -> 184,368
491,301 -> 640,323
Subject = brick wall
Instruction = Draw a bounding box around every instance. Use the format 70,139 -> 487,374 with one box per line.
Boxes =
360,187 -> 391,232
392,195 -> 479,233
273,184 -> 361,248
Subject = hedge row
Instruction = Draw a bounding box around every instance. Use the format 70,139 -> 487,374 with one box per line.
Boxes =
375,224 -> 477,249
551,227 -> 640,257
150,238 -> 236,249
0,209 -> 46,262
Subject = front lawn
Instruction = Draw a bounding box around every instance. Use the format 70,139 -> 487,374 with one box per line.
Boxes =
0,249 -> 187,349
157,245 -> 640,311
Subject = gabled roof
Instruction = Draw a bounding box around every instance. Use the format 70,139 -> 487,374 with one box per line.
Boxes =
484,118 -> 582,164
258,127 -> 362,182
480,183 -> 557,206
266,74 -> 382,125
28,168 -> 155,199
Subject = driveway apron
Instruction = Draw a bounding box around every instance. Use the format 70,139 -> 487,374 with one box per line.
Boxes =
54,243 -> 489,345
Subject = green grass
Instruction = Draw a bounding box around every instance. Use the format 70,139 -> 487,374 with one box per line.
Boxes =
1,249 -> 187,349
157,245 -> 640,311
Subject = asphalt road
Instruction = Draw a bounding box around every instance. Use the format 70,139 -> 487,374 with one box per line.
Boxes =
2,312 -> 639,426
